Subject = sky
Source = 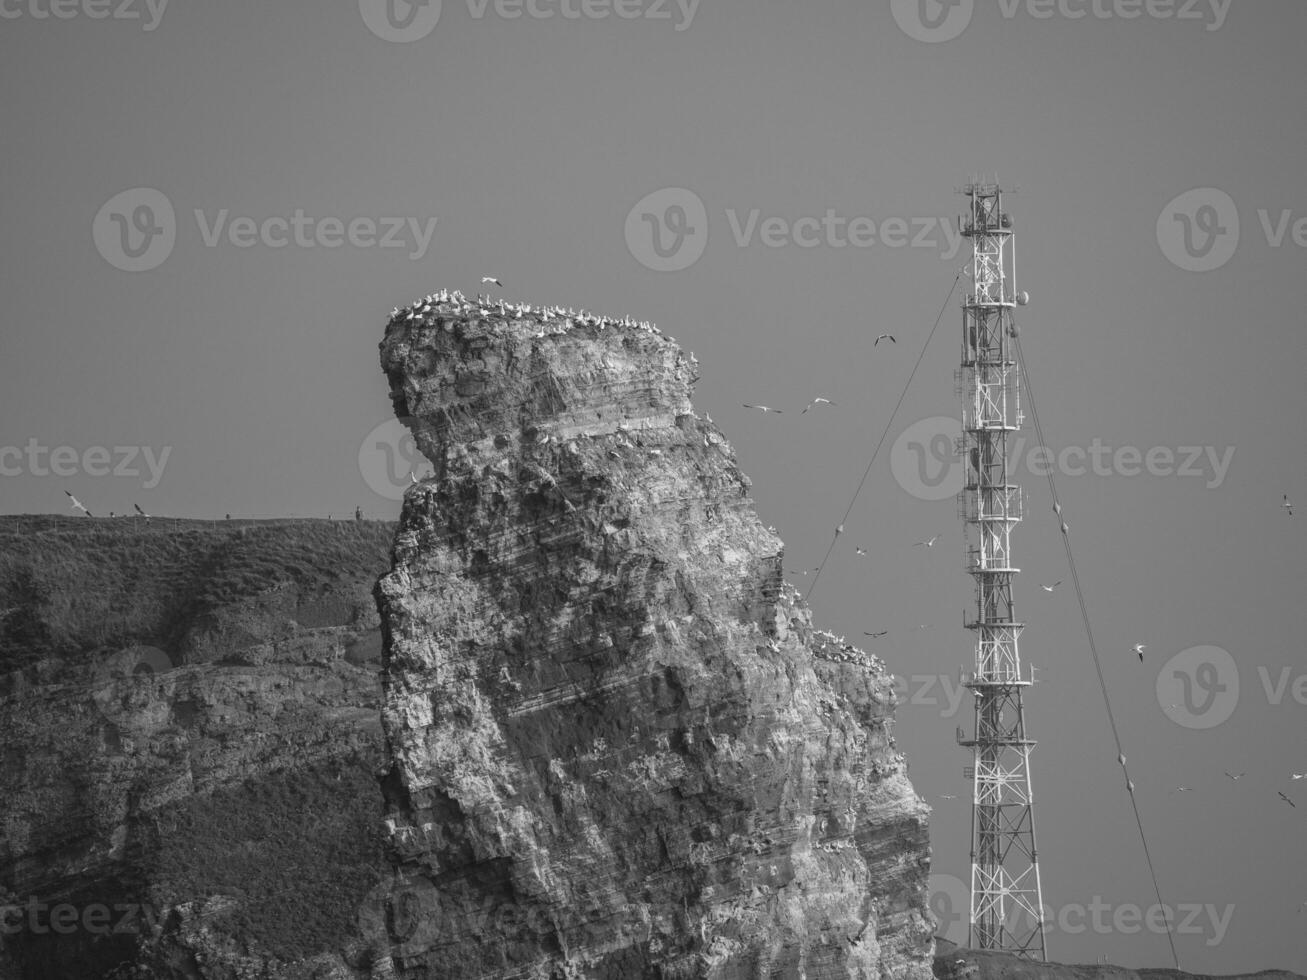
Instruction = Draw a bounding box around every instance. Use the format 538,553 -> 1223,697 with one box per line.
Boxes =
2,0 -> 1306,973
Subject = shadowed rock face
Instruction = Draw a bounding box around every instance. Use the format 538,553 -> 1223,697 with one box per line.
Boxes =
373,295 -> 935,979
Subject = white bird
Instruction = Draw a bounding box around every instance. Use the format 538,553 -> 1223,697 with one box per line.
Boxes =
914,535 -> 940,548
1039,581 -> 1061,592
873,334 -> 896,346
1224,771 -> 1244,780
743,404 -> 783,414
65,491 -> 91,516
1292,773 -> 1306,780
939,795 -> 957,800
1133,643 -> 1146,662
1284,494 -> 1293,516
801,397 -> 836,414
1174,786 -> 1193,793
481,276 -> 502,287
863,630 -> 888,638
855,547 -> 868,557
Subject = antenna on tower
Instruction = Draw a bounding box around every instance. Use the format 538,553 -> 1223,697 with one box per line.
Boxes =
956,179 -> 1048,961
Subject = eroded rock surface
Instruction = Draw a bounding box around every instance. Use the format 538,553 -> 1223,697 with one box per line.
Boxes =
373,293 -> 935,979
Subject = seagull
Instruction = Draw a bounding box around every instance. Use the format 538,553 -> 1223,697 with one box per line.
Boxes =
1039,581 -> 1062,592
1284,494 -> 1293,516
743,404 -> 783,414
1293,774 -> 1306,780
1224,771 -> 1244,781
64,491 -> 91,516
873,334 -> 896,346
1133,643 -> 1146,662
801,397 -> 836,414
913,535 -> 940,548
1174,786 -> 1193,794
134,503 -> 149,519
939,795 -> 957,800
917,624 -> 932,630
855,547 -> 868,557
863,630 -> 888,638
1279,791 -> 1296,808
481,277 -> 503,287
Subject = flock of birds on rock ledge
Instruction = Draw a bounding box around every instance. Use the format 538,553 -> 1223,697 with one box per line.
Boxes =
390,280 -> 665,339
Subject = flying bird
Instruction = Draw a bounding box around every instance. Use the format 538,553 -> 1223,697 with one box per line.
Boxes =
1284,494 -> 1293,516
1039,581 -> 1061,592
801,397 -> 836,414
863,630 -> 888,638
939,795 -> 957,800
64,491 -> 91,516
1133,643 -> 1146,662
1224,771 -> 1244,781
1279,791 -> 1296,808
1174,786 -> 1193,794
1292,774 -> 1306,780
134,504 -> 149,519
742,404 -> 783,414
914,535 -> 940,548
855,547 -> 868,557
873,334 -> 896,346
481,276 -> 503,287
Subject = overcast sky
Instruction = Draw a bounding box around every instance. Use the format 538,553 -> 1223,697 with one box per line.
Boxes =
2,0 -> 1305,973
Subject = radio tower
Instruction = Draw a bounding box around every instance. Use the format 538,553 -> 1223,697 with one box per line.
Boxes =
955,177 -> 1047,960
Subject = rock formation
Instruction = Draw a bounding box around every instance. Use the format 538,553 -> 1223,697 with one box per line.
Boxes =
371,292 -> 935,978
0,518 -> 396,977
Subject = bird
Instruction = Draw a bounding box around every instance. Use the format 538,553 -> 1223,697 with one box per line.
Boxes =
1279,791 -> 1296,808
64,491 -> 91,516
481,276 -> 503,287
409,471 -> 419,484
1284,494 -> 1293,516
1293,774 -> 1306,780
855,547 -> 868,557
134,503 -> 149,519
914,535 -> 940,548
940,794 -> 957,800
1133,643 -> 1146,662
1039,581 -> 1061,592
916,624 -> 932,630
863,630 -> 888,639
873,334 -> 896,346
1174,786 -> 1193,793
1224,771 -> 1244,780
801,397 -> 836,414
743,404 -> 783,414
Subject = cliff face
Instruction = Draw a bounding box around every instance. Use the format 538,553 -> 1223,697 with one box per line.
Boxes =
372,293 -> 935,979
0,518 -> 396,978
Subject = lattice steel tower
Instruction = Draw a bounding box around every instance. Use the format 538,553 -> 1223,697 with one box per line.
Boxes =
955,178 -> 1047,960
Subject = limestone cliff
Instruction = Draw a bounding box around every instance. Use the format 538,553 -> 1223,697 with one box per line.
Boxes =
371,292 -> 936,979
